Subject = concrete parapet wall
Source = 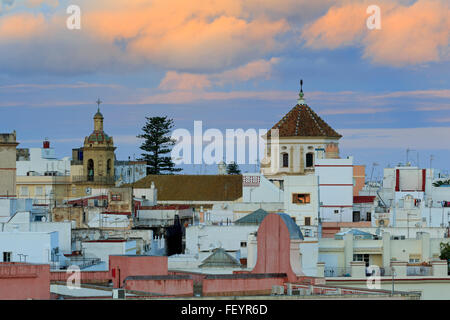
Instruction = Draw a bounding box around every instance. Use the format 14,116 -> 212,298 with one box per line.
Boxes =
0,263 -> 50,300
124,276 -> 193,297
202,274 -> 286,297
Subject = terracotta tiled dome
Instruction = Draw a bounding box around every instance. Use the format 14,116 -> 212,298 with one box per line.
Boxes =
267,103 -> 342,139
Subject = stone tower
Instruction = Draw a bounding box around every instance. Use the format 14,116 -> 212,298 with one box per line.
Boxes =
82,108 -> 116,185
0,131 -> 19,198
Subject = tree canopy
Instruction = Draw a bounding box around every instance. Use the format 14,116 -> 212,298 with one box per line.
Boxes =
137,116 -> 182,175
226,162 -> 241,175
440,242 -> 450,261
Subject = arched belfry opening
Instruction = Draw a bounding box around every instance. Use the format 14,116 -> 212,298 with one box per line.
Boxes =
282,153 -> 289,168
306,152 -> 314,168
87,159 -> 94,181
107,159 -> 112,176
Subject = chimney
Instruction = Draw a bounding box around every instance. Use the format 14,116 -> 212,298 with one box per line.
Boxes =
325,143 -> 340,159
43,138 -> 50,149
218,161 -> 226,175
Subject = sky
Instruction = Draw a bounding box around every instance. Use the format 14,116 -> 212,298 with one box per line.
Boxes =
0,0 -> 449,178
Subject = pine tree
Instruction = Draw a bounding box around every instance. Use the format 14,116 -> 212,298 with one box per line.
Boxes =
137,116 -> 182,175
226,161 -> 241,175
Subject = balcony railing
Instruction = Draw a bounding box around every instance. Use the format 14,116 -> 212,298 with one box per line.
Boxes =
324,267 -> 352,277
67,257 -> 102,269
71,175 -> 115,185
407,265 -> 432,276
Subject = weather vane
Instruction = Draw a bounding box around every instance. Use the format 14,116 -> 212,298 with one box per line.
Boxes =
96,98 -> 102,112
298,79 -> 305,104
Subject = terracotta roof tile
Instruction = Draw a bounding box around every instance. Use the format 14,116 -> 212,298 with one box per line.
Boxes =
127,175 -> 242,201
267,103 -> 341,138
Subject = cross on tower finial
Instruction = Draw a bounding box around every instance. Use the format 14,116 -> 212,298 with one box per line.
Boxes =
96,98 -> 102,112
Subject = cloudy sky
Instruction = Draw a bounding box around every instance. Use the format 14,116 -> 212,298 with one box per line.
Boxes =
0,0 -> 449,178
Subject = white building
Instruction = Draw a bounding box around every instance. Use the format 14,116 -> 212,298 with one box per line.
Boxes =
283,175 -> 319,236
185,224 -> 258,261
319,230 -> 450,279
81,239 -> 137,268
0,231 -> 60,265
316,157 -> 354,223
0,211 -> 72,254
0,198 -> 33,221
114,160 -> 147,186
16,139 -> 71,176
241,173 -> 284,203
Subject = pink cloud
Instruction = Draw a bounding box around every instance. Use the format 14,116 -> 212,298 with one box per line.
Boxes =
302,0 -> 450,67
158,57 -> 280,91
81,0 -> 289,71
158,72 -> 212,91
320,107 -> 393,115
0,13 -> 46,40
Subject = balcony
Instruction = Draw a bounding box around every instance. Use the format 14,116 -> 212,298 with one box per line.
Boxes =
71,175 -> 115,185
324,267 -> 352,277
407,265 -> 432,276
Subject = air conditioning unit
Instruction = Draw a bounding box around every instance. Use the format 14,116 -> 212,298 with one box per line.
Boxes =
271,285 -> 284,295
112,288 -> 125,299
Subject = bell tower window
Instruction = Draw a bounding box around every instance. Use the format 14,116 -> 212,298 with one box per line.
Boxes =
306,152 -> 314,168
87,159 -> 94,181
282,153 -> 289,168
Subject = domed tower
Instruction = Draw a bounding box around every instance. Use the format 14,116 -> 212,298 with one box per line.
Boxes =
82,99 -> 116,185
260,80 -> 342,180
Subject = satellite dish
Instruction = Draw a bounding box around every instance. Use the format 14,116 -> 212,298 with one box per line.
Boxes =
41,216 -> 47,222
85,187 -> 92,195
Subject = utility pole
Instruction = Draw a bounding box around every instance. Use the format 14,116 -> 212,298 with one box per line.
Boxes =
391,267 -> 396,295
407,211 -> 410,238
429,155 -> 434,227
368,163 -> 378,197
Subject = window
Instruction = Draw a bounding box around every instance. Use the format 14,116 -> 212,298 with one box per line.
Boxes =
366,212 -> 371,221
3,252 -> 11,262
35,186 -> 44,196
353,254 -> 370,267
409,254 -> 421,264
304,217 -> 311,226
306,152 -> 314,168
240,241 -> 247,248
20,186 -> 29,197
352,211 -> 361,222
292,193 -> 310,204
111,194 -> 122,201
334,209 -> 340,214
282,153 -> 289,168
